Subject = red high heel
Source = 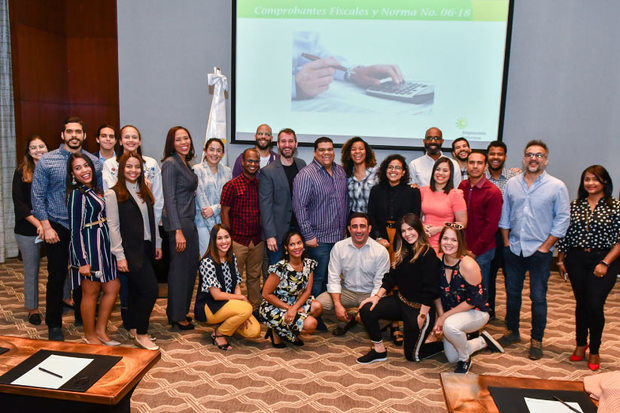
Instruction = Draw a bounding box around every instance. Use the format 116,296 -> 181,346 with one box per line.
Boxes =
587,353 -> 600,371
569,344 -> 588,362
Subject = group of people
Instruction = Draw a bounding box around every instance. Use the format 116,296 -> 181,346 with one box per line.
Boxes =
12,117 -> 619,373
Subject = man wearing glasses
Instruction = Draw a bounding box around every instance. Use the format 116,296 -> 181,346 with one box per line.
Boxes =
222,149 -> 264,311
408,127 -> 461,187
232,124 -> 278,177
498,140 -> 570,360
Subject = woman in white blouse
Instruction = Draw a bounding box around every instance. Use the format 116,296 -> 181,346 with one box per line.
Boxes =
106,152 -> 162,350
193,138 -> 232,256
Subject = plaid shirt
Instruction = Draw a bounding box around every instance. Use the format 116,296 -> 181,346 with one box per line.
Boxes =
220,173 -> 261,246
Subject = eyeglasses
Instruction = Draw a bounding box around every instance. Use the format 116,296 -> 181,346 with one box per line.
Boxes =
444,222 -> 464,230
245,159 -> 260,164
425,136 -> 442,142
524,152 -> 545,159
387,165 -> 403,171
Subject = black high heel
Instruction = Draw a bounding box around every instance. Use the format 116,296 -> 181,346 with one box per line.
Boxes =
266,328 -> 286,348
171,320 -> 195,330
211,331 -> 232,351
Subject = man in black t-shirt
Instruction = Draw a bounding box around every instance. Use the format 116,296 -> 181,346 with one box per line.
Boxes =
259,128 -> 307,266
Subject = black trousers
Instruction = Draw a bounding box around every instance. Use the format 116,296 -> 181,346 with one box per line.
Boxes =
566,248 -> 618,354
44,222 -> 70,328
360,294 -> 437,361
125,242 -> 159,334
488,230 -> 504,316
166,221 -> 199,323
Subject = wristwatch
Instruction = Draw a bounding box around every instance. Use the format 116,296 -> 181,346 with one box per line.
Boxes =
419,313 -> 427,319
599,260 -> 609,267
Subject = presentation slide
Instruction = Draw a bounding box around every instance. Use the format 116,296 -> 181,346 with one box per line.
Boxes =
234,0 -> 511,148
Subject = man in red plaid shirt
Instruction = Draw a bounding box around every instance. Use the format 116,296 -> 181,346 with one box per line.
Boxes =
221,148 -> 263,310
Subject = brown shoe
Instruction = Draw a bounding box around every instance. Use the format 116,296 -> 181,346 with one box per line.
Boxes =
528,339 -> 543,360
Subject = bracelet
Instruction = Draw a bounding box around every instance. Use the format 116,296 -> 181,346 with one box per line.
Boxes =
418,313 -> 427,319
599,260 -> 609,267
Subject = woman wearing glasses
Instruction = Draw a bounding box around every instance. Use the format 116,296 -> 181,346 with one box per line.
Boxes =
420,157 -> 467,253
367,154 -> 421,346
432,224 -> 503,373
557,165 -> 620,371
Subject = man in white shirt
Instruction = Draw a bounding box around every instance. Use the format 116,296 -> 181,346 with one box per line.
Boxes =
409,127 -> 461,187
316,213 -> 390,335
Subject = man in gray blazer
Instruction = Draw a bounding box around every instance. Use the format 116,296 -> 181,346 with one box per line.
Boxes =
259,128 -> 307,266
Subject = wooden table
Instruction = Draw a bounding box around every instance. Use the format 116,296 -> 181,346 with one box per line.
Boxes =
0,335 -> 160,412
439,372 -> 596,412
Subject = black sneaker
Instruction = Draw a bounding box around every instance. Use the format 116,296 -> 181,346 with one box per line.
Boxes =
357,349 -> 388,364
48,327 -> 65,341
481,331 -> 504,353
498,330 -> 521,347
454,358 -> 472,373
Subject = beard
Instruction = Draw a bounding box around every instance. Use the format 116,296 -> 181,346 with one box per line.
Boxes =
425,143 -> 441,155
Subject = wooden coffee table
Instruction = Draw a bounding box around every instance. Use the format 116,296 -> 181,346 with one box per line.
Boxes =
0,335 -> 160,412
440,372 -> 596,412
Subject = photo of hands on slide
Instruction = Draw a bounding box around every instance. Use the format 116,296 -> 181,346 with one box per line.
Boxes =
291,31 -> 434,113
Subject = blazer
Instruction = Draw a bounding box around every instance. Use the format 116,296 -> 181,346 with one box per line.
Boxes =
161,153 -> 198,232
116,191 -> 156,271
259,157 -> 306,243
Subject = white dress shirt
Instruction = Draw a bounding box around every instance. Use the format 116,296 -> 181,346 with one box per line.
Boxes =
408,152 -> 461,187
326,237 -> 390,296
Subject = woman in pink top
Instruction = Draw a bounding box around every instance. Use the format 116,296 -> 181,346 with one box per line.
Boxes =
420,157 -> 467,252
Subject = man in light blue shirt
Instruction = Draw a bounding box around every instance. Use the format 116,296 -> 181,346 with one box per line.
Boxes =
497,140 -> 569,360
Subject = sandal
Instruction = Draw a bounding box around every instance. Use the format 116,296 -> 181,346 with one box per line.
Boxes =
390,326 -> 404,347
211,331 -> 232,351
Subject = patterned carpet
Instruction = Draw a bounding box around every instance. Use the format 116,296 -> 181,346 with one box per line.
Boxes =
0,257 -> 618,412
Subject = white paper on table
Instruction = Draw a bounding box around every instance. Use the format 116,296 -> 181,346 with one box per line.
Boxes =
11,354 -> 94,389
524,397 -> 583,413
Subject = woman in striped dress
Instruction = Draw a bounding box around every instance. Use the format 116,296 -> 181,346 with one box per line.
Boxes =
67,153 -> 120,345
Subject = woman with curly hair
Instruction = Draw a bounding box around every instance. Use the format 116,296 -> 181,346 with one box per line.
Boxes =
341,137 -> 378,214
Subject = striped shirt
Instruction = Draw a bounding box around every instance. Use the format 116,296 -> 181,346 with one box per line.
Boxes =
292,159 -> 348,243
31,145 -> 103,229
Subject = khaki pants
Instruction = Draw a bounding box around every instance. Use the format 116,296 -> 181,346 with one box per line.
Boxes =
204,299 -> 261,338
233,240 -> 264,309
316,288 -> 371,323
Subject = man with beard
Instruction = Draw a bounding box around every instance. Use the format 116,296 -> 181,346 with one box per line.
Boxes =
259,128 -> 307,265
451,137 -> 471,181
232,124 -> 278,177
31,116 -> 103,341
485,140 -> 521,319
221,149 -> 264,310
498,140 -> 570,360
409,127 -> 461,187
293,137 -> 348,297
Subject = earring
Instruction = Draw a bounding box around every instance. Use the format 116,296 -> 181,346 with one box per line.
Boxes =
72,176 -> 76,185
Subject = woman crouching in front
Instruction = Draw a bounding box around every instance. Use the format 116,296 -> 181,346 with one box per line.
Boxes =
357,213 -> 441,364
194,224 -> 261,350
259,230 -> 322,347
432,224 -> 504,373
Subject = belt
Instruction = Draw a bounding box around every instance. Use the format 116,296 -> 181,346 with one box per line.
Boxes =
397,291 -> 421,309
83,218 -> 107,228
386,220 -> 397,229
571,247 -> 608,253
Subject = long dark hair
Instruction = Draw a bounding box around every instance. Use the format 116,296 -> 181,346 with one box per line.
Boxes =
116,125 -> 143,156
341,137 -> 376,177
439,225 -> 468,258
429,156 -> 454,194
162,126 -> 195,163
204,224 -> 234,264
378,154 -> 410,187
19,135 -> 49,183
66,153 -> 102,197
392,213 -> 430,266
282,230 -> 307,262
578,165 -> 614,207
112,151 -> 154,205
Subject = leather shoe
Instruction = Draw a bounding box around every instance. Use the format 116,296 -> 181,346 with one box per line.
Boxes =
48,327 -> 65,341
28,313 -> 42,325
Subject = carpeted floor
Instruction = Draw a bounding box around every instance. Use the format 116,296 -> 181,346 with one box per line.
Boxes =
0,258 -> 618,412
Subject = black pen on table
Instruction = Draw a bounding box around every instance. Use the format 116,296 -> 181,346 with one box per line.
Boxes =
39,367 -> 63,379
552,395 -> 581,412
301,53 -> 348,72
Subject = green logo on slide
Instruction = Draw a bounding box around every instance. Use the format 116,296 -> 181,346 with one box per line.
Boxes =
456,117 -> 468,129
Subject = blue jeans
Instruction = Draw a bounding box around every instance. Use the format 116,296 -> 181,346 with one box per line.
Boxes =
503,248 -> 553,341
474,248 -> 495,295
306,242 -> 334,297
